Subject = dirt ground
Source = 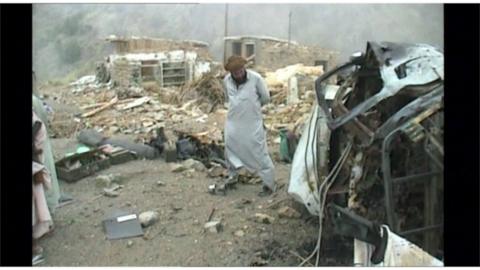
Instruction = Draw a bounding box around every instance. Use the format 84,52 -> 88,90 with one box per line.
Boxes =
40,138 -> 352,267
36,82 -> 352,267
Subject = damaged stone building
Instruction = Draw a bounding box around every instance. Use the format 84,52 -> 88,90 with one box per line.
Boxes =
97,36 -> 214,90
224,35 -> 338,72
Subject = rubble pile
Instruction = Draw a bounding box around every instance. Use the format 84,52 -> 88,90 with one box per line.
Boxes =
266,64 -> 322,106
263,88 -> 317,141
175,70 -> 225,113
265,64 -> 323,88
51,63 -> 322,151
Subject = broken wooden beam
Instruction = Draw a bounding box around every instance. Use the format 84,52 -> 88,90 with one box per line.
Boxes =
120,96 -> 151,111
80,98 -> 137,110
82,96 -> 118,118
207,206 -> 216,222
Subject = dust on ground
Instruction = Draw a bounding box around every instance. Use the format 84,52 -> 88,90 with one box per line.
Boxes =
42,138 -> 351,266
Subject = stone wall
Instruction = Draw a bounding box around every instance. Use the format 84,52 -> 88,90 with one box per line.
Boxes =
110,58 -> 142,98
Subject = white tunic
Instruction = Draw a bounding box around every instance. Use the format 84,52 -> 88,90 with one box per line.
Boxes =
223,70 -> 275,189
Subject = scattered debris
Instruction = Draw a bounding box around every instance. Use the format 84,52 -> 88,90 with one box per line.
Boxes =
156,180 -> 166,186
96,174 -> 122,188
170,163 -> 187,173
207,164 -> 226,178
206,207 -> 216,222
171,205 -> 183,212
234,198 -> 252,209
127,240 -> 134,248
119,96 -> 151,111
249,256 -> 268,266
204,220 -> 223,233
183,158 -> 206,172
234,230 -> 245,237
266,198 -> 290,209
254,213 -> 275,224
103,184 -> 123,197
278,206 -> 301,219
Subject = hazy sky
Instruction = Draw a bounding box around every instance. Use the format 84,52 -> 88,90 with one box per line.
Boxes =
32,3 -> 443,81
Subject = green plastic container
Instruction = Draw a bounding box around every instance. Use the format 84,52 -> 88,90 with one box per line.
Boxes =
279,129 -> 292,163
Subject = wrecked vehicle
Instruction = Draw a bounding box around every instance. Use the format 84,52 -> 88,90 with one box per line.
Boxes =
288,41 -> 443,265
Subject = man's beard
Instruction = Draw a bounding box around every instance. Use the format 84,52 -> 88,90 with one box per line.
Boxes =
233,73 -> 247,85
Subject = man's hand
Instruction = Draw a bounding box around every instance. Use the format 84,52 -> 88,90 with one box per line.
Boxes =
34,172 -> 44,184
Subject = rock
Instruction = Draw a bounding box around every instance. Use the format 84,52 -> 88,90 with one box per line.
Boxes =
278,206 -> 301,219
96,174 -> 121,188
259,232 -> 270,239
127,240 -> 134,247
156,180 -> 166,186
139,211 -> 160,227
208,164 -> 226,178
170,163 -> 187,173
143,121 -> 154,128
154,112 -> 164,121
254,213 -> 275,224
103,187 -> 120,197
109,126 -> 120,133
250,256 -> 268,266
204,220 -> 222,233
183,159 -> 205,172
234,230 -> 245,237
234,198 -> 253,209
182,169 -> 196,178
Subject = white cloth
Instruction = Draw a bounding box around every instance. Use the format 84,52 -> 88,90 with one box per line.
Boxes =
223,69 -> 275,189
354,225 -> 443,267
287,104 -> 323,215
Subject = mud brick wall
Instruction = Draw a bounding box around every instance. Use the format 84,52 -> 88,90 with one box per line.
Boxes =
112,39 -> 211,59
258,40 -> 339,71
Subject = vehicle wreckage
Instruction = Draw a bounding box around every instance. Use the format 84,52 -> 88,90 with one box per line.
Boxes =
288,41 -> 443,266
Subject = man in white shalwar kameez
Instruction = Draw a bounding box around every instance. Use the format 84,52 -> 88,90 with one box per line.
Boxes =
223,55 -> 276,196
